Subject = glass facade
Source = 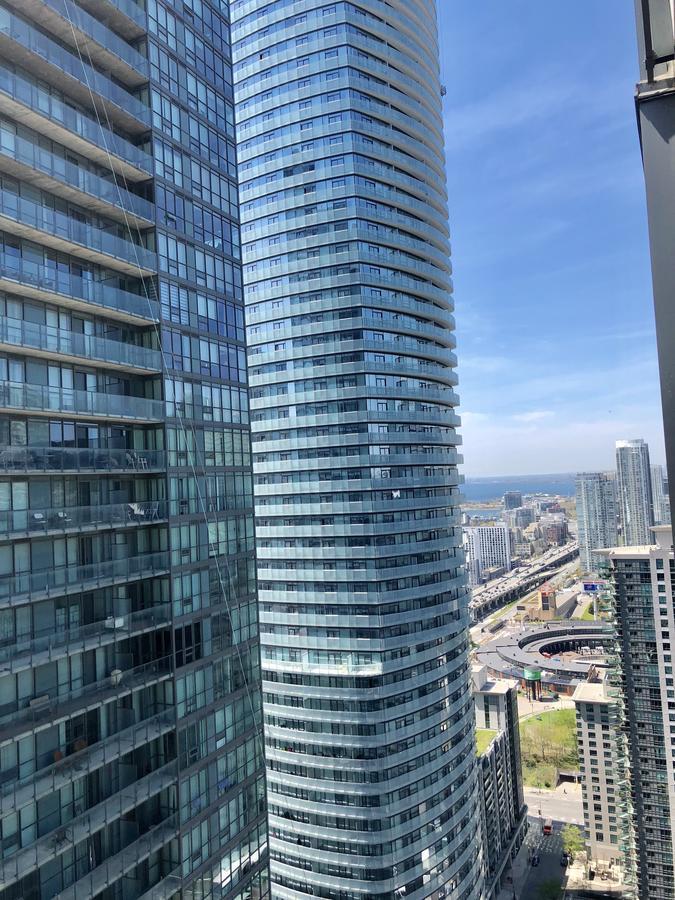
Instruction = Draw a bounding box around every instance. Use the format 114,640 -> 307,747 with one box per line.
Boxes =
0,0 -> 268,898
232,1 -> 483,898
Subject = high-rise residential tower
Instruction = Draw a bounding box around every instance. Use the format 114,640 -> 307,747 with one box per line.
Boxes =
464,523 -> 511,587
602,527 -> 675,899
616,439 -> 654,546
0,1 -> 268,897
232,2 -> 483,898
651,463 -> 670,525
576,472 -> 618,573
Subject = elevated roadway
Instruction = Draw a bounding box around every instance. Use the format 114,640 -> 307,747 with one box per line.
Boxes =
470,541 -> 579,622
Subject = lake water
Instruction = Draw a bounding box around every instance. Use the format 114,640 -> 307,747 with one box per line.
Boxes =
462,473 -> 576,503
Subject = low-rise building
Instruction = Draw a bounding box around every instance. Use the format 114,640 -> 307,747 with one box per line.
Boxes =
473,666 -> 527,898
573,680 -> 623,869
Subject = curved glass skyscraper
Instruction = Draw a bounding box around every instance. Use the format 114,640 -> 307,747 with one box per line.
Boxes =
232,2 -> 483,897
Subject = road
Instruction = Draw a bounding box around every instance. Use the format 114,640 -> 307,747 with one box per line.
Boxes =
524,786 -> 583,826
498,816 -> 568,900
471,558 -> 581,649
519,817 -> 567,899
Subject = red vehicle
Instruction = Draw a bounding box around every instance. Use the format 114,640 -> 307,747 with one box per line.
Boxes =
543,819 -> 553,835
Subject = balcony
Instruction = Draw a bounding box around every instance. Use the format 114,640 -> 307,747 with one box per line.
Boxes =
0,708 -> 175,816
0,258 -> 158,324
0,7 -> 150,134
0,604 -> 171,677
0,446 -> 166,474
0,498 -> 167,540
0,549 -> 170,606
0,195 -> 156,276
0,128 -> 153,225
0,63 -> 152,178
0,318 -> 162,373
0,654 -> 173,741
76,0 -> 147,41
3,0 -> 149,87
0,762 -> 177,890
57,817 -> 179,900
0,382 -> 164,423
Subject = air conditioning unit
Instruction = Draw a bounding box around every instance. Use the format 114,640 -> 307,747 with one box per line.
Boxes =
110,669 -> 123,686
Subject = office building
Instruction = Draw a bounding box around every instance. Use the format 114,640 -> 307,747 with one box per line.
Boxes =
473,666 -> 527,898
652,464 -> 670,525
503,491 -> 523,510
231,1 -> 483,898
0,1 -> 268,898
601,526 -> 675,899
465,523 -> 511,587
615,439 -> 654,546
576,472 -> 619,573
573,679 -> 622,869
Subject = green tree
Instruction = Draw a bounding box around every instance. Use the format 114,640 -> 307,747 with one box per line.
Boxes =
561,823 -> 585,858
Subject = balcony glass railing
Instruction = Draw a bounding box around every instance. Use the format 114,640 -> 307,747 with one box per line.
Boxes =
0,129 -> 153,220
0,549 -> 170,602
0,8 -> 150,126
0,498 -> 167,537
81,0 -> 147,31
0,708 -> 175,816
0,761 -> 176,889
41,0 -> 149,76
0,193 -> 155,271
0,446 -> 165,473
0,318 -> 161,371
0,382 -> 164,422
0,63 -> 152,173
0,604 -> 171,670
0,654 -> 173,739
0,258 -> 158,321
56,816 -> 178,900
0,318 -> 162,372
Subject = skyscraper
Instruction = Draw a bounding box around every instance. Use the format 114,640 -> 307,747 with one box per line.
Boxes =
602,527 -> 675,899
0,1 -> 267,897
232,2 -> 483,897
575,472 -> 618,573
651,463 -> 670,525
616,439 -> 654,546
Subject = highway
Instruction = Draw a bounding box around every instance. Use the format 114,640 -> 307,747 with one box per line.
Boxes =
470,541 -> 579,621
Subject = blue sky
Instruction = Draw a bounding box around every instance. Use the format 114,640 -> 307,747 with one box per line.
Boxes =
438,2 -> 666,476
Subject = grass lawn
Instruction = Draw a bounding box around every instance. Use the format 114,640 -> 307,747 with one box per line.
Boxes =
580,601 -> 596,622
475,728 -> 497,756
519,708 -> 577,788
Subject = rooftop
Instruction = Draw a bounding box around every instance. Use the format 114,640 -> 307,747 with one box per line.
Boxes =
572,681 -> 613,705
475,728 -> 498,756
